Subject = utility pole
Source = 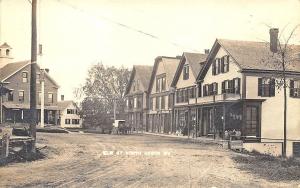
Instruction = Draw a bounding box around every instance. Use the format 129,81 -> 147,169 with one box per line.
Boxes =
30,0 -> 37,148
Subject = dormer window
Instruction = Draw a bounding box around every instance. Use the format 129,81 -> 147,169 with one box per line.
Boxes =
183,65 -> 189,80
6,49 -> 10,56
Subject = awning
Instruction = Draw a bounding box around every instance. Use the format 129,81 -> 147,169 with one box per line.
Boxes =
2,102 -> 59,110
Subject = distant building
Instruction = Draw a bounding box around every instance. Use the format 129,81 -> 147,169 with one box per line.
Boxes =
147,56 -> 181,134
0,42 -> 60,126
124,65 -> 153,131
57,97 -> 82,128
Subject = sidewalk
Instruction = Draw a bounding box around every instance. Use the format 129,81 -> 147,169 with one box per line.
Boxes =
143,132 -> 228,146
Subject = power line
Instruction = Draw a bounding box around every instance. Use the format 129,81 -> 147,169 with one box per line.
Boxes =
56,0 -> 200,53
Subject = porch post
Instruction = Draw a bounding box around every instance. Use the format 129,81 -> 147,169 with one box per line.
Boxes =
199,107 -> 203,136
195,107 -> 198,138
223,104 -> 226,139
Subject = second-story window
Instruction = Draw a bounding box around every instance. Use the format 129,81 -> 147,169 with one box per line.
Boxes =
156,78 -> 161,92
8,91 -> 13,101
221,55 -> 230,73
290,80 -> 300,98
137,96 -> 142,108
161,77 -> 166,91
222,78 -> 240,94
132,81 -> 136,91
48,93 -> 54,103
36,73 -> 40,84
183,65 -> 189,80
18,91 -> 24,102
38,92 -> 41,105
189,87 -> 195,98
258,78 -> 275,97
156,96 -> 160,110
136,80 -> 140,91
22,72 -> 28,83
161,96 -> 165,109
150,98 -> 153,110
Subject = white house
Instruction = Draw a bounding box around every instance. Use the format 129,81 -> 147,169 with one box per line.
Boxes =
58,99 -> 82,128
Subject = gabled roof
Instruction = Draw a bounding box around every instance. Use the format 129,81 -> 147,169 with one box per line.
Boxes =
148,56 -> 181,93
197,39 -> 300,80
0,42 -> 12,49
0,60 -> 29,81
0,60 -> 60,88
171,52 -> 207,87
57,100 -> 78,111
125,65 -> 153,95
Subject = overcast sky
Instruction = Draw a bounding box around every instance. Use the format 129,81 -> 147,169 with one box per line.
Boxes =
0,0 -> 300,100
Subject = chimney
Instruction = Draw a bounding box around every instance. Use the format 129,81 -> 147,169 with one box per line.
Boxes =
204,49 -> 210,54
61,95 -> 64,101
269,28 -> 279,53
45,68 -> 49,73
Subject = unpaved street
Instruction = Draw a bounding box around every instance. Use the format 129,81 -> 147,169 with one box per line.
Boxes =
0,133 -> 299,188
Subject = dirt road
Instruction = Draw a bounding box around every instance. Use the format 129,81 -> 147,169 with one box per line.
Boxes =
0,132 -> 299,188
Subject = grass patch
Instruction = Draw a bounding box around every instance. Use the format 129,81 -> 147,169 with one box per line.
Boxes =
232,152 -> 300,181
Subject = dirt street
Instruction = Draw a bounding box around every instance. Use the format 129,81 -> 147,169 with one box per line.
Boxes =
0,132 -> 299,188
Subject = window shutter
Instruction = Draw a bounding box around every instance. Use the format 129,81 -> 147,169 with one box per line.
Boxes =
215,83 -> 218,95
221,57 -> 224,73
290,80 -> 294,97
258,78 -> 262,96
269,78 -> 275,97
222,81 -> 225,94
212,60 -> 216,75
203,85 -> 206,96
226,56 -> 230,72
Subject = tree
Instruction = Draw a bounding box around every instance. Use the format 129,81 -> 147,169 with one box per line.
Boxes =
75,63 -> 131,129
265,25 -> 300,158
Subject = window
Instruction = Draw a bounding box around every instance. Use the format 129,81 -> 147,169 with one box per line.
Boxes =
222,78 -> 240,94
245,106 -> 259,136
136,80 -> 140,91
212,59 -> 221,75
161,77 -> 166,91
65,119 -> 71,124
18,91 -> 24,102
212,83 -> 218,95
203,84 -> 208,96
72,119 -> 80,124
6,49 -> 10,56
38,92 -> 41,105
189,87 -> 195,98
150,97 -> 153,110
156,97 -> 160,110
258,78 -> 275,97
22,72 -> 28,83
161,96 -> 165,109
137,96 -> 142,108
48,93 -> 54,103
156,78 -> 160,92
156,75 -> 166,92
290,80 -> 300,98
8,91 -> 13,101
220,55 -> 230,73
67,109 -> 75,114
183,65 -> 189,80
132,81 -> 136,91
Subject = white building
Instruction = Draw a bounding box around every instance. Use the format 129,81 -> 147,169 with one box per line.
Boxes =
58,99 -> 82,128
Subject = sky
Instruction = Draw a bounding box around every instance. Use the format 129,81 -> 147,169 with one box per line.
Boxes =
0,0 -> 300,100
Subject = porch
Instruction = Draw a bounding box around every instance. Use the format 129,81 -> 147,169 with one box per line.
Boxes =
173,99 -> 265,142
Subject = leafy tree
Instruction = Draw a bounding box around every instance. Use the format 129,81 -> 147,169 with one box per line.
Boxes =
75,63 -> 131,129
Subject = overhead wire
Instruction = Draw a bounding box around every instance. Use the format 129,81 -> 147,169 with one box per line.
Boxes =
56,0 -> 200,53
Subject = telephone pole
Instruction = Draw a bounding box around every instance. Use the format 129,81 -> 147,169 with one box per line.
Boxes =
30,0 -> 37,147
